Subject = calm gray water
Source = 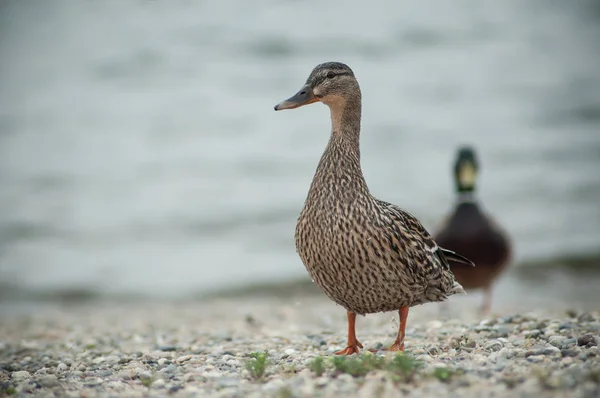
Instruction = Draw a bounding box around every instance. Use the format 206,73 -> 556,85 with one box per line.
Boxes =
1,0 -> 599,299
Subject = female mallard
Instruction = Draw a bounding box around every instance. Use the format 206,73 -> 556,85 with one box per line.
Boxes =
274,62 -> 473,355
433,147 -> 511,314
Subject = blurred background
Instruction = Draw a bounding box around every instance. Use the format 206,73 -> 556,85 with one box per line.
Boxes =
0,0 -> 599,309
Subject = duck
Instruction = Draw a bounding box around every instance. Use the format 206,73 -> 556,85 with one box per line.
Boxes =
433,147 -> 511,314
274,62 -> 474,355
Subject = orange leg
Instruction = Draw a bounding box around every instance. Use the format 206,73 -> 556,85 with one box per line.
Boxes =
335,311 -> 363,355
388,307 -> 409,351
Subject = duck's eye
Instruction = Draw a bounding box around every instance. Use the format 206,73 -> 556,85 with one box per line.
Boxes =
326,71 -> 335,79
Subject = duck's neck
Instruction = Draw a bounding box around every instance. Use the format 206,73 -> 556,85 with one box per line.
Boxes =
330,95 -> 362,149
314,95 -> 369,196
456,191 -> 477,204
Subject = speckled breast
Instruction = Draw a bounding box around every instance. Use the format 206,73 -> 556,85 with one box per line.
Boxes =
294,208 -> 421,315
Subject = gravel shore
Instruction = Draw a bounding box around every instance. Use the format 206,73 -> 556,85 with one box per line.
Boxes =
0,296 -> 598,398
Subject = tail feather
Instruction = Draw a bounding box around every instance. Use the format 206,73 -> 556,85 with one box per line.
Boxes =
441,248 -> 475,267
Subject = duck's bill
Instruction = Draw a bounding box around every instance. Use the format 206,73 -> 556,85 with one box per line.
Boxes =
274,85 -> 319,111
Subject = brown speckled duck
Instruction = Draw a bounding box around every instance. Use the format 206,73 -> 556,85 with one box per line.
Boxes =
274,62 -> 474,355
433,147 -> 512,314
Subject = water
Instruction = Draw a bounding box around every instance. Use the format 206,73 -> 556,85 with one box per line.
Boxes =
1,0 -> 599,299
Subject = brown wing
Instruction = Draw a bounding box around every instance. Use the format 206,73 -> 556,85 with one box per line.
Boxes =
375,200 -> 452,276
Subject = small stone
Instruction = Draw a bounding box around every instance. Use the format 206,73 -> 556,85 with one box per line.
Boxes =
484,340 -> 504,352
511,339 -> 526,347
587,346 -> 599,356
158,345 -> 178,352
577,333 -> 597,347
492,325 -> 511,338
578,352 -> 591,361
95,370 -> 113,378
161,365 -> 177,374
524,329 -> 541,339
39,375 -> 58,387
56,363 -> 68,372
549,336 -> 566,347
284,348 -> 296,355
92,356 -> 107,364
561,338 -> 577,349
11,371 -> 31,381
153,379 -> 165,388
427,345 -> 442,355
85,377 -> 103,386
561,349 -> 579,358
463,339 -> 477,349
542,346 -> 560,356
176,355 -> 192,363
158,358 -> 169,366
497,347 -> 513,359
104,355 -> 120,364
118,370 -> 133,380
526,355 -> 544,363
578,312 -> 595,322
168,385 -> 183,394
138,371 -> 152,380
558,322 -> 576,330
566,309 -> 579,318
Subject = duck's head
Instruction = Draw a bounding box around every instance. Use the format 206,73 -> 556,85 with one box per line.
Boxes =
274,62 -> 359,111
454,146 -> 479,193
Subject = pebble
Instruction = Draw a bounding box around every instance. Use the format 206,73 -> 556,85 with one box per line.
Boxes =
497,347 -> 514,359
138,371 -> 152,380
484,340 -> 504,352
114,369 -> 129,380
39,374 -> 59,387
549,336 -> 566,347
177,355 -> 193,363
11,371 -> 31,381
562,338 -> 577,349
85,377 -> 103,386
158,345 -> 178,352
542,346 -> 561,356
524,329 -> 540,339
491,325 -> 511,337
577,333 -> 597,347
0,301 -> 597,398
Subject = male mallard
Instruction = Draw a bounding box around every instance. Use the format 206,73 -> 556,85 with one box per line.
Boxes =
433,147 -> 511,314
274,62 -> 474,355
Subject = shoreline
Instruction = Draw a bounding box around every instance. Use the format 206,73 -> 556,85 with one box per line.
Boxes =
2,260 -> 600,316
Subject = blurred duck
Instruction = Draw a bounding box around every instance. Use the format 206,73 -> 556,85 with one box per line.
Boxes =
433,147 -> 511,314
274,62 -> 474,355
